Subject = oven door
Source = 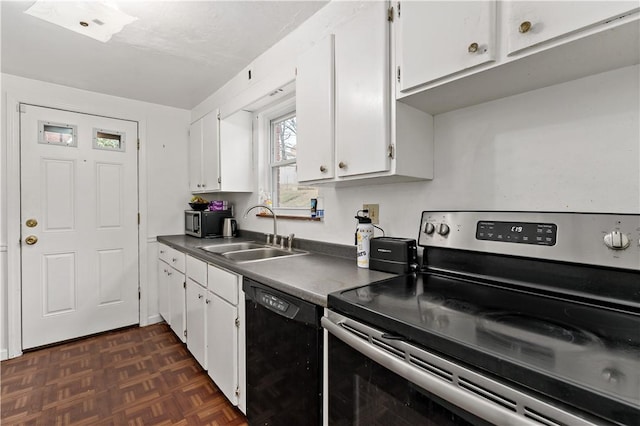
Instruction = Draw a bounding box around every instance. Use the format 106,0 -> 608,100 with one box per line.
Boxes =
322,311 -> 600,426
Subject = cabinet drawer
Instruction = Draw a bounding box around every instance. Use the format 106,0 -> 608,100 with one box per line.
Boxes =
158,243 -> 171,264
208,264 -> 239,305
186,255 -> 207,287
163,245 -> 185,273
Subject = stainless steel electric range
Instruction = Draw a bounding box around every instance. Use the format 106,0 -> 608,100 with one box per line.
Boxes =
324,211 -> 639,426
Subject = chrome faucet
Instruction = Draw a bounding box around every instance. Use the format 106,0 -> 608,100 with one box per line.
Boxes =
243,204 -> 278,245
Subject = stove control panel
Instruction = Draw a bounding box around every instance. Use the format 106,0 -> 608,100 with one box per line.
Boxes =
476,221 -> 557,246
419,211 -> 640,270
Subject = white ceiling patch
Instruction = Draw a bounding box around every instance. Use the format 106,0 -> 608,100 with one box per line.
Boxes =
24,1 -> 137,43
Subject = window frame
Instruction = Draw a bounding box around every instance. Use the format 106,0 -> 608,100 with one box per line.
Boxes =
257,96 -> 317,215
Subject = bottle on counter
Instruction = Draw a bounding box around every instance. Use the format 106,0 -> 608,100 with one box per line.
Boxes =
355,210 -> 374,268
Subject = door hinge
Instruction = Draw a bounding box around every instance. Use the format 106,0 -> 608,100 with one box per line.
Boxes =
217,177 -> 221,184
183,281 -> 186,289
235,317 -> 240,328
397,66 -> 401,83
388,144 -> 395,159
235,386 -> 240,397
217,111 -> 221,120
137,213 -> 140,225
397,2 -> 401,18
137,139 -> 140,150
138,289 -> 141,300
184,329 -> 188,338
387,6 -> 394,22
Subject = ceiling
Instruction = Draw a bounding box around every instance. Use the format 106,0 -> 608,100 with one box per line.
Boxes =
1,1 -> 328,110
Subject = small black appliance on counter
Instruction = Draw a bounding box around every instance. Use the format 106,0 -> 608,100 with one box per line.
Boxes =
185,209 -> 232,238
369,237 -> 418,273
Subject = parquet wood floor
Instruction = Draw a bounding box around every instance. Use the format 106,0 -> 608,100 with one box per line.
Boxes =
1,323 -> 248,426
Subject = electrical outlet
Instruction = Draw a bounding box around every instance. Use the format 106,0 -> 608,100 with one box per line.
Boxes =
363,204 -> 380,225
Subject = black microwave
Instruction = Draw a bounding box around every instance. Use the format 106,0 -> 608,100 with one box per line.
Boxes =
185,210 -> 232,238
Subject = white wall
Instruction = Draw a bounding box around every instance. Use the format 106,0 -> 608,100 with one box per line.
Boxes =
190,0 -> 639,246
1,74 -> 190,358
238,65 -> 639,246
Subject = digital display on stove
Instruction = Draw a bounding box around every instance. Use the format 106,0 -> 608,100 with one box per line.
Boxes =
476,221 -> 557,245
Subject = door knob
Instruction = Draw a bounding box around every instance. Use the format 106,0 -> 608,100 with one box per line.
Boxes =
25,235 -> 38,245
26,218 -> 38,228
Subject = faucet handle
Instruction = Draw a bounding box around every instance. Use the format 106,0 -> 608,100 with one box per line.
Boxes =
265,234 -> 272,244
287,233 -> 295,251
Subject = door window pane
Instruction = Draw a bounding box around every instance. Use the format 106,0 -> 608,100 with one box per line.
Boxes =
38,121 -> 77,147
93,128 -> 125,152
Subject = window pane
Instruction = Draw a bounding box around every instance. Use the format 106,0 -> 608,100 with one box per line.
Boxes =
273,165 -> 318,208
38,121 -> 77,147
271,115 -> 297,162
93,129 -> 125,152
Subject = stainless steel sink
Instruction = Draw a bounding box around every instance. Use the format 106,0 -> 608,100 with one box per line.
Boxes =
200,242 -> 265,254
222,247 -> 308,263
200,241 -> 308,263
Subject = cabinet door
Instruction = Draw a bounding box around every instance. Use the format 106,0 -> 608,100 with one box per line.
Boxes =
506,1 -> 639,55
219,111 -> 253,192
158,260 -> 170,324
186,279 -> 207,369
201,111 -> 220,191
169,270 -> 186,342
189,117 -> 203,192
206,292 -> 239,405
335,2 -> 390,178
296,35 -> 335,182
397,1 -> 497,92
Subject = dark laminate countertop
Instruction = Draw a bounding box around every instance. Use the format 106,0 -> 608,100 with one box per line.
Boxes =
157,234 -> 396,307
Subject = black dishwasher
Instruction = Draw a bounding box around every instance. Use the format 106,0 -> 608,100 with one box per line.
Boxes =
243,278 -> 323,426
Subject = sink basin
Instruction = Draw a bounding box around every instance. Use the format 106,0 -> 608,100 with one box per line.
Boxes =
222,247 -> 308,263
200,242 -> 265,254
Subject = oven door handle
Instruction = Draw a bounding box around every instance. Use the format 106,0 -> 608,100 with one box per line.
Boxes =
322,314 -> 599,426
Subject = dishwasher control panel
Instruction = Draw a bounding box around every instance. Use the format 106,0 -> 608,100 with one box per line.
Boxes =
259,291 -> 290,313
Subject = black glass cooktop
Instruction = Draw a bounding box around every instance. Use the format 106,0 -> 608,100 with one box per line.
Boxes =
328,272 -> 640,425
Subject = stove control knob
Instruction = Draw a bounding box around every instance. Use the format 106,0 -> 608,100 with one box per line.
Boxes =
437,223 -> 450,236
424,222 -> 435,235
604,231 -> 630,250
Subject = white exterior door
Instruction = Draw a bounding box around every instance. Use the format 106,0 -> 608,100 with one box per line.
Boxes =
20,104 -> 139,349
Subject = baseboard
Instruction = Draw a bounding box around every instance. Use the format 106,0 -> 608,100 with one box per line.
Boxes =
1,349 -> 8,361
146,314 -> 163,325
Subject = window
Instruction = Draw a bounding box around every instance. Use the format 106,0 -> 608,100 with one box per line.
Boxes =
269,111 -> 317,209
93,128 -> 125,152
38,121 -> 77,147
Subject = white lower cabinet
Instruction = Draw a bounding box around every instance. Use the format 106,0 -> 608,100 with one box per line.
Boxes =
207,264 -> 245,412
186,278 -> 207,369
207,291 -> 238,404
158,244 -> 246,412
158,260 -> 171,324
159,243 -> 186,341
169,269 -> 186,342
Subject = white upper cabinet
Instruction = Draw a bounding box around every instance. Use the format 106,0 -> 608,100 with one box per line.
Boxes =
218,110 -> 253,192
506,1 -> 640,55
396,0 -> 497,93
395,0 -> 639,115
296,35 -> 335,182
189,111 -> 219,193
189,109 -> 253,193
296,1 -> 433,185
334,1 -> 390,178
